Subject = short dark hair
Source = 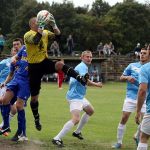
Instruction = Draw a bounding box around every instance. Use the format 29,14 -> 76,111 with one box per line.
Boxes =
13,38 -> 23,45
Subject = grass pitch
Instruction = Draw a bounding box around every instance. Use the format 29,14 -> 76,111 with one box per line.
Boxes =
0,82 -> 141,149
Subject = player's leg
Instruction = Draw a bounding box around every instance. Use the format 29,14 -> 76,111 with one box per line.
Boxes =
112,100 -> 134,148
52,101 -> 82,147
73,98 -> 94,140
0,90 -> 14,134
28,63 -> 43,131
134,103 -> 146,146
11,80 -> 30,141
55,61 -> 88,85
137,115 -> 150,150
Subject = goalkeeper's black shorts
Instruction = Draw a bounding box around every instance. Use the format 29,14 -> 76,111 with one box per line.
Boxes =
28,58 -> 56,96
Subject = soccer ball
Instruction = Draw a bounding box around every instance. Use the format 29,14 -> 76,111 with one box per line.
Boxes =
37,10 -> 52,24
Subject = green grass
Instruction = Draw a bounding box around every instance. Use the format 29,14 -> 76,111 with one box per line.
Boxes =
0,82 -> 142,149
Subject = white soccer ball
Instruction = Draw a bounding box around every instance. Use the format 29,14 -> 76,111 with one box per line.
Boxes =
37,10 -> 52,24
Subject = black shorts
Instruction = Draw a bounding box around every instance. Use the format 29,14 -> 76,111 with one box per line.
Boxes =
28,58 -> 56,96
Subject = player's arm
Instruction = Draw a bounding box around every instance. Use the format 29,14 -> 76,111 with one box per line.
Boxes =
11,54 -> 19,64
1,71 -> 14,88
87,79 -> 102,88
120,74 -> 135,83
135,83 -> 147,124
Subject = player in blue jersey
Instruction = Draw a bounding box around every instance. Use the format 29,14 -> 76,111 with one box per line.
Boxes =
0,45 -> 30,141
135,46 -> 150,150
112,48 -> 149,149
52,50 -> 102,147
0,38 -> 23,130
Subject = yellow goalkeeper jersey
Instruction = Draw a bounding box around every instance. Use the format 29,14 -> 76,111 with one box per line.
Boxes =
24,30 -> 54,63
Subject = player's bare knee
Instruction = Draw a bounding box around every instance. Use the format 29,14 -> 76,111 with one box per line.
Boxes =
72,118 -> 80,125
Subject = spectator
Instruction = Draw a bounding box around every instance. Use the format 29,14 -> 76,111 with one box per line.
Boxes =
134,43 -> 141,59
108,42 -> 116,56
90,65 -> 100,82
0,32 -> 5,55
50,40 -> 60,57
103,43 -> 109,56
97,42 -> 104,57
67,34 -> 74,55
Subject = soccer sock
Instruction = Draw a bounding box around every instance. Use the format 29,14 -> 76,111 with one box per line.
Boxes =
22,110 -> 26,136
134,124 -> 141,139
54,120 -> 74,140
9,112 -> 14,122
75,113 -> 90,134
117,123 -> 126,144
1,104 -> 10,129
62,64 -> 80,79
137,143 -> 148,150
17,109 -> 25,135
30,101 -> 40,120
0,111 -> 15,128
0,104 -> 4,128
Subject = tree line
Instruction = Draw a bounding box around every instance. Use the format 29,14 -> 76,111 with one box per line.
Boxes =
0,0 -> 150,54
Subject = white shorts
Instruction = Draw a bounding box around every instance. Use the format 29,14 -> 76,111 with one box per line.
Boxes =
0,86 -> 6,97
67,98 -> 91,112
122,98 -> 146,113
141,114 -> 150,135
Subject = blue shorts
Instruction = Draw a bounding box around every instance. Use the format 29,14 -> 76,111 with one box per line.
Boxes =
7,77 -> 30,101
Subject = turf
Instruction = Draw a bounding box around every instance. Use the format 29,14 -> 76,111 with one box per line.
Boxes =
0,82 -> 142,149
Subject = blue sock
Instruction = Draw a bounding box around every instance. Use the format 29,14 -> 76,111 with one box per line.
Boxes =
17,109 -> 25,136
1,104 -> 10,129
22,110 -> 26,136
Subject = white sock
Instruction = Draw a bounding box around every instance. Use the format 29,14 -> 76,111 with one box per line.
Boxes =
117,123 -> 126,144
134,124 -> 141,139
54,120 -> 74,140
75,113 -> 90,134
137,143 -> 148,150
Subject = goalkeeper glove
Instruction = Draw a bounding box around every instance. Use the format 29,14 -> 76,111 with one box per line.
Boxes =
49,14 -> 58,29
37,21 -> 46,30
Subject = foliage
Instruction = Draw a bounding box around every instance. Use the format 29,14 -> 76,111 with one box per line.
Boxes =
0,0 -> 150,54
103,1 -> 150,53
91,0 -> 111,18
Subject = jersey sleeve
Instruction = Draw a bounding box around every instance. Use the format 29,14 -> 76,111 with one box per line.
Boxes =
123,64 -> 131,76
139,66 -> 148,84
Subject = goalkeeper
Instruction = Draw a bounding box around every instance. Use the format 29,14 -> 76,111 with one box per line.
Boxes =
52,50 -> 102,147
24,15 -> 88,131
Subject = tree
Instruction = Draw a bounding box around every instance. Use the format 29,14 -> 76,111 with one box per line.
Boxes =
103,1 -> 150,53
91,0 -> 111,18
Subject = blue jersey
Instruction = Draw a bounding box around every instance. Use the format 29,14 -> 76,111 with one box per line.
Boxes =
123,62 -> 142,100
139,62 -> 150,114
7,45 -> 30,101
0,58 -> 11,83
66,61 -> 88,100
10,45 -> 28,79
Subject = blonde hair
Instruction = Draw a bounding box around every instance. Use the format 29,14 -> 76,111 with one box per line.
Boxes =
81,50 -> 92,57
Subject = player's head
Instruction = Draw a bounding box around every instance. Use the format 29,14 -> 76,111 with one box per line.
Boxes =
11,47 -> 18,56
81,50 -> 92,65
13,38 -> 23,51
29,17 -> 38,31
140,47 -> 150,64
